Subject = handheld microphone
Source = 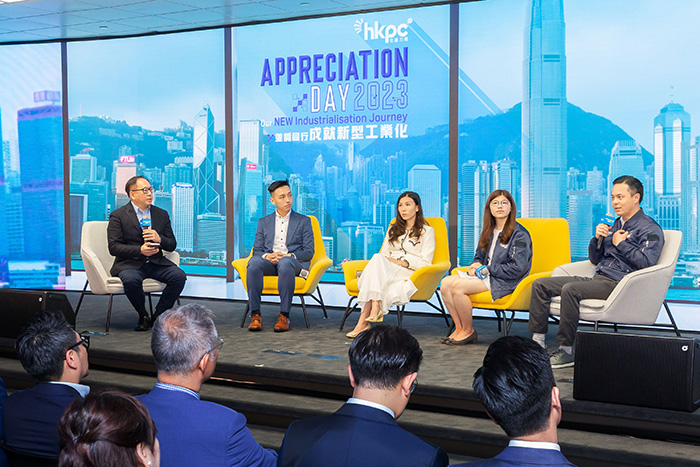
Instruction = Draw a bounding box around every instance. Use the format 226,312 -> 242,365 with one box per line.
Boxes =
597,214 -> 616,249
140,217 -> 151,230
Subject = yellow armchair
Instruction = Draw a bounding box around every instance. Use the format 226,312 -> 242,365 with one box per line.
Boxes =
232,215 -> 332,328
340,217 -> 451,329
451,218 -> 571,335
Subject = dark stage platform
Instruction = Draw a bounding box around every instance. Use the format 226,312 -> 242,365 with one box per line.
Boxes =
1,292 -> 699,465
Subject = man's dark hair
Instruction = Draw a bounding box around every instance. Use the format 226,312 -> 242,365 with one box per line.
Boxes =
125,175 -> 149,195
348,325 -> 422,390
613,175 -> 644,203
15,312 -> 77,382
268,179 -> 290,194
472,336 -> 555,438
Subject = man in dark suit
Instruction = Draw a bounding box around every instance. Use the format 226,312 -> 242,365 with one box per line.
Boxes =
277,325 -> 449,467
246,180 -> 314,332
2,312 -> 90,458
108,175 -> 186,331
138,303 -> 277,467
454,336 -> 576,467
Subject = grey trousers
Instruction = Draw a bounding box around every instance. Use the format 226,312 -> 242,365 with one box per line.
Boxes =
247,255 -> 302,317
528,274 -> 619,347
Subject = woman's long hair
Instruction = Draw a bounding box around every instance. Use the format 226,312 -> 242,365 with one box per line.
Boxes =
388,191 -> 428,244
59,389 -> 158,467
478,190 -> 517,251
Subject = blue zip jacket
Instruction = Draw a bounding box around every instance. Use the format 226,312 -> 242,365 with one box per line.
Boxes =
473,222 -> 533,300
588,208 -> 664,282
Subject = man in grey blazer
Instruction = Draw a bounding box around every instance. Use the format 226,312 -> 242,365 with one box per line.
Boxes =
246,180 -> 314,332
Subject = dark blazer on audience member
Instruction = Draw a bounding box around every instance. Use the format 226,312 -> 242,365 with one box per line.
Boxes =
0,376 -> 7,467
278,403 -> 449,467
252,210 -> 314,269
107,203 -> 177,276
2,382 -> 82,457
138,385 -> 277,467
453,446 -> 576,467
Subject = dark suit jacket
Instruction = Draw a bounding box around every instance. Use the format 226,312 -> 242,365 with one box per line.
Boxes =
107,203 -> 177,276
2,382 -> 82,457
453,446 -> 576,466
0,377 -> 7,467
278,403 -> 449,467
138,385 -> 277,467
252,211 -> 314,269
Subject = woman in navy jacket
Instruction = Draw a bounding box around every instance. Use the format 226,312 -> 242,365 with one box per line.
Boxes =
440,190 -> 532,345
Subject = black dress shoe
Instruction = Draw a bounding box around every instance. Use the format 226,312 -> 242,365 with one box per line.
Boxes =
135,315 -> 151,332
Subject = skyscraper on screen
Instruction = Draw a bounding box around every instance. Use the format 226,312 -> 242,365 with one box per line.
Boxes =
408,164 -> 441,217
172,183 -> 194,251
654,103 -> 689,231
17,91 -> 64,265
193,105 -> 219,217
521,0 -> 567,218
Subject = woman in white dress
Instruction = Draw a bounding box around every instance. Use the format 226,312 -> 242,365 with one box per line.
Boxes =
439,190 -> 532,345
345,191 -> 435,338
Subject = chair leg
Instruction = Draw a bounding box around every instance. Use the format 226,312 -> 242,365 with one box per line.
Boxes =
147,293 -> 154,320
663,301 -> 682,337
316,287 -> 328,318
397,305 -> 404,328
339,296 -> 357,330
75,280 -> 89,318
495,310 -> 502,333
106,294 -> 114,333
504,310 -> 517,336
240,303 -> 250,328
594,322 -> 599,331
300,296 -> 310,329
613,323 -> 618,332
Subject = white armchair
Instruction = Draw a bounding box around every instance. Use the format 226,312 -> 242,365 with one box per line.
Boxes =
76,221 -> 180,332
549,230 -> 682,335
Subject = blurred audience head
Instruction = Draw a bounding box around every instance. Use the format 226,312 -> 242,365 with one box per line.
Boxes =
473,336 -> 558,438
15,312 -> 88,383
59,389 -> 159,467
151,303 -> 220,377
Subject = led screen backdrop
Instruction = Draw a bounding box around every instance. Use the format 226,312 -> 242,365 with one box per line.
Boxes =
233,6 -> 452,277
0,43 -> 64,289
67,30 -> 226,276
457,0 -> 700,299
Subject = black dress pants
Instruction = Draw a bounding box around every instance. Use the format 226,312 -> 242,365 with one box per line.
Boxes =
118,262 -> 187,319
528,274 -> 618,347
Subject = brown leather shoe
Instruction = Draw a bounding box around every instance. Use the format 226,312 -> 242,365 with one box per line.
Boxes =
248,314 -> 262,332
273,314 -> 290,332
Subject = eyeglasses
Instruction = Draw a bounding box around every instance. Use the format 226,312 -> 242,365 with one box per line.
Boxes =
65,333 -> 90,357
491,200 -> 510,207
130,187 -> 155,194
199,337 -> 224,363
410,378 -> 418,394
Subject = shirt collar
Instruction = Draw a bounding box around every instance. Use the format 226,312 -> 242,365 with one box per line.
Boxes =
131,201 -> 151,216
155,381 -> 200,400
508,439 -> 561,451
275,209 -> 291,220
346,397 -> 395,418
48,381 -> 90,398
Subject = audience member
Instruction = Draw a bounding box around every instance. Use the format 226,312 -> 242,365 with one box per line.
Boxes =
0,376 -> 7,467
278,325 -> 449,467
59,389 -> 159,467
454,336 -> 575,466
2,312 -> 90,457
138,303 -> 277,466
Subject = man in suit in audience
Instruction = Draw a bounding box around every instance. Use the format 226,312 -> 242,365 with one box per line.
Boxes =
108,175 -> 187,331
2,313 -> 90,458
0,376 -> 8,467
138,303 -> 277,467
245,180 -> 314,332
454,336 -> 576,467
277,325 -> 449,467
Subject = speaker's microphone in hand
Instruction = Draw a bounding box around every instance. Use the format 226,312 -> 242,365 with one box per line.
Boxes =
140,217 -> 151,230
597,214 -> 616,249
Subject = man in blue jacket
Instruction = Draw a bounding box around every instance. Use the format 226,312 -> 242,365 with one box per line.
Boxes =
138,303 -> 277,467
246,180 -> 314,332
454,336 -> 576,467
277,325 -> 449,467
528,176 -> 664,368
3,313 -> 90,458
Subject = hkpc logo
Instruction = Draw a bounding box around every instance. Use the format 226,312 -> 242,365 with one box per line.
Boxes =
354,18 -> 412,43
